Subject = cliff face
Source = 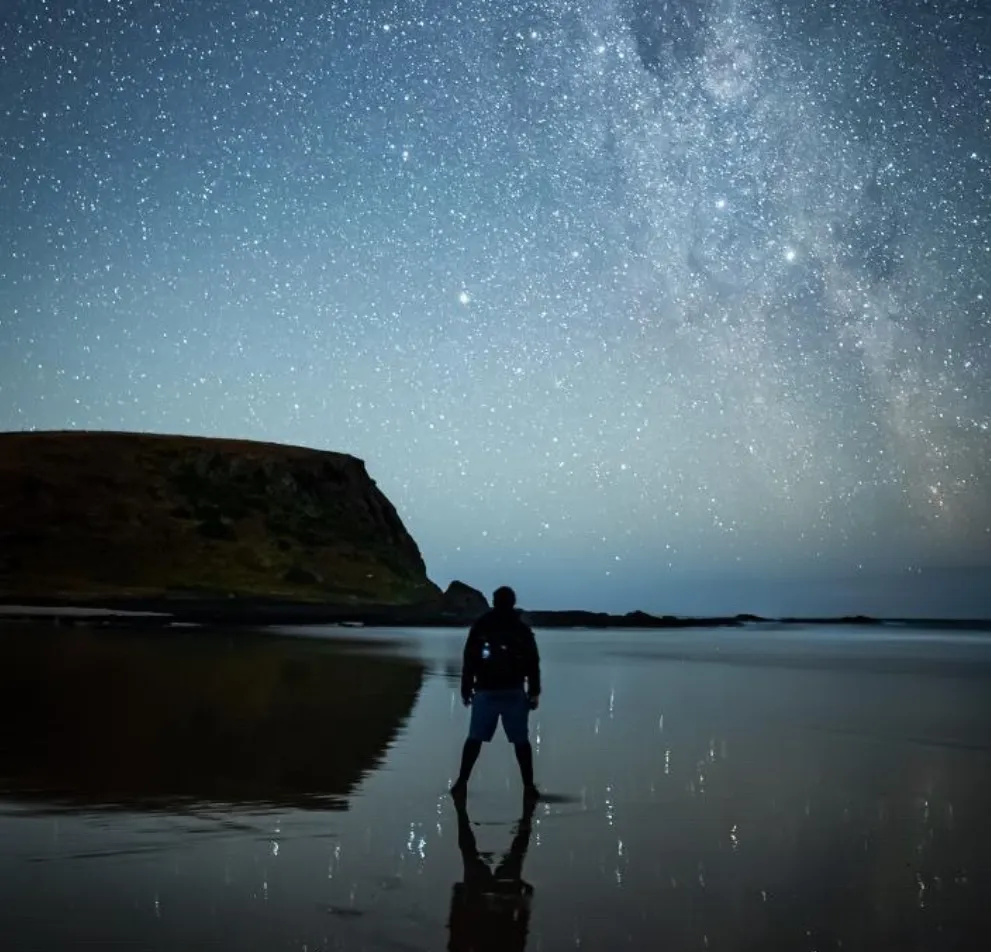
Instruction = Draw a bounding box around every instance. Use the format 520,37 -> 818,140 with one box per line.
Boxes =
0,430 -> 440,605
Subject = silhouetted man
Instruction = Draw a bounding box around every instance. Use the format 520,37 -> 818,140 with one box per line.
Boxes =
450,586 -> 541,799
447,795 -> 536,952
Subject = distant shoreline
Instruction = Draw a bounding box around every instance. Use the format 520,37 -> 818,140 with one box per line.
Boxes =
0,598 -> 988,632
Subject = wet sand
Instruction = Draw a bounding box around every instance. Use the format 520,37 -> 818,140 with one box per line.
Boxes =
1,622 -> 989,950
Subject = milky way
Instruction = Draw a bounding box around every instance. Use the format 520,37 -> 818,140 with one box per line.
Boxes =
1,0 -> 989,615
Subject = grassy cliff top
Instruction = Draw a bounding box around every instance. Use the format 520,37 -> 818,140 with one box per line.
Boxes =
0,430 -> 440,606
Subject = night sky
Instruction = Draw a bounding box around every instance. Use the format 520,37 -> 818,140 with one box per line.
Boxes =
2,0 -> 989,617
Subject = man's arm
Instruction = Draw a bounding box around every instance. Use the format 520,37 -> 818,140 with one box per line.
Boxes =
523,625 -> 541,700
460,623 -> 481,703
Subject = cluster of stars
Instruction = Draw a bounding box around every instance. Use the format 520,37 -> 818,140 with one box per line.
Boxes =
1,0 -> 988,611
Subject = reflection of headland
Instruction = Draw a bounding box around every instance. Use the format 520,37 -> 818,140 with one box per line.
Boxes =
0,625 -> 424,811
448,797 -> 536,952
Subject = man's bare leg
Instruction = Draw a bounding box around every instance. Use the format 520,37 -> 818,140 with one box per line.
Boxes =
513,741 -> 539,798
450,739 -> 482,797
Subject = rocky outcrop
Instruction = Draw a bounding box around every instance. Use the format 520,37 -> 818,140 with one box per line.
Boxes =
0,430 -> 441,605
440,580 -> 489,619
522,610 -> 743,629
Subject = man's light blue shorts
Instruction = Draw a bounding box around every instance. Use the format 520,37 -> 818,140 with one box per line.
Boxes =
468,689 -> 530,744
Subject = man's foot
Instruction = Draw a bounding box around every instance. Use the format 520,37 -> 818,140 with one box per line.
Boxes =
450,780 -> 468,799
523,784 -> 541,801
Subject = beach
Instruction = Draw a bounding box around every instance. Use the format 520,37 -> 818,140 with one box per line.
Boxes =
2,621 -> 989,950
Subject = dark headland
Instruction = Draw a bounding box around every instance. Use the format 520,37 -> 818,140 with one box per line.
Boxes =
0,431 -> 986,631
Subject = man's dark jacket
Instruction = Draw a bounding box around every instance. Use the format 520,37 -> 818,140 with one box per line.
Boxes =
461,608 -> 541,699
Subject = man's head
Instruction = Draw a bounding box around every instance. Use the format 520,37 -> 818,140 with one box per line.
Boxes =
492,585 -> 516,610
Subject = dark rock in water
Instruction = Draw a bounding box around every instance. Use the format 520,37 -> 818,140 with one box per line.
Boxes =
441,580 -> 489,619
522,609 -> 743,629
780,615 -> 883,626
624,610 -> 661,624
0,430 -> 441,607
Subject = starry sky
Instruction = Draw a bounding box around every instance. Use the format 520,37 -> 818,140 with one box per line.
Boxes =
2,0 -> 989,617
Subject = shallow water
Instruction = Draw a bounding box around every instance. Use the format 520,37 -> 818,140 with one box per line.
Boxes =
2,622 -> 990,951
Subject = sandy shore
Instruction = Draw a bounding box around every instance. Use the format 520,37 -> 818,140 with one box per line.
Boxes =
1,622 -> 989,950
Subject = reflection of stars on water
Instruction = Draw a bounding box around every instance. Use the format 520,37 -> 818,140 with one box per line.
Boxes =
784,247 -> 797,262
458,291 -> 471,305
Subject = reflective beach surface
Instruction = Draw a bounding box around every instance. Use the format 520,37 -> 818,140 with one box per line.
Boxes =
2,622 -> 990,951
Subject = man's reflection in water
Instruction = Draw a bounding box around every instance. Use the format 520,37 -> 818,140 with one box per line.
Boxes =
447,796 -> 537,952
